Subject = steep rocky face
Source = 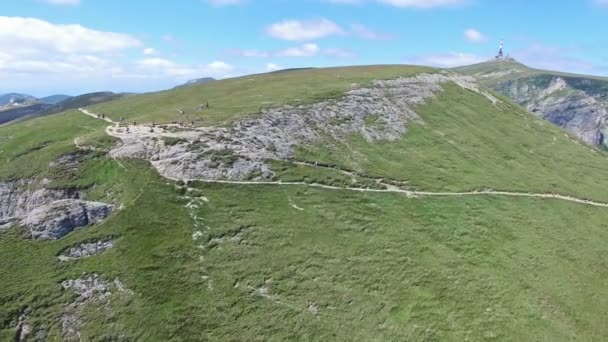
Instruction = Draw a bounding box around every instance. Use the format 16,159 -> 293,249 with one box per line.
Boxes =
0,180 -> 114,240
22,200 -> 114,240
109,73 -> 497,182
0,180 -> 78,221
456,60 -> 608,147
495,76 -> 608,146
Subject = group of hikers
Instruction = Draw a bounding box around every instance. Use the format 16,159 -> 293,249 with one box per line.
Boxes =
109,101 -> 210,134
179,102 -> 210,115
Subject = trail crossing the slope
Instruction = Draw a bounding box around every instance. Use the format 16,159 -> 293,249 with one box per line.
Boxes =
79,108 -> 114,123
78,108 -> 608,208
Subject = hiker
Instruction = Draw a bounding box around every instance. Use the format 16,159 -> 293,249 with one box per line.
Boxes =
133,121 -> 137,126
206,101 -> 209,108
150,127 -> 154,133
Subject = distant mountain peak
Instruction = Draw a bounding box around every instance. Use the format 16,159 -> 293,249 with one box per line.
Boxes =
173,77 -> 216,89
0,93 -> 37,107
39,94 -> 72,105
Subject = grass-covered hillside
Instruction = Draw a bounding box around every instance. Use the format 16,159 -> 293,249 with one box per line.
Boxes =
90,65 -> 434,125
3,65 -> 608,340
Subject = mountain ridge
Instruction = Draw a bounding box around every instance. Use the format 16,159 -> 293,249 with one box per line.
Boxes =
0,92 -> 126,126
173,77 -> 216,89
3,65 -> 608,340
455,58 -> 608,146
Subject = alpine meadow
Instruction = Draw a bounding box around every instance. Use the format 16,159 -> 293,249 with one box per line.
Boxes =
2,1 -> 608,341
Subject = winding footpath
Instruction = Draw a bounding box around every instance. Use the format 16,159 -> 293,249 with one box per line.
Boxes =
78,108 -> 608,208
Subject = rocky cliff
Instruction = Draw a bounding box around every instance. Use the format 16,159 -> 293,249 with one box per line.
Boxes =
495,76 -> 608,146
108,73 -> 497,181
455,59 -> 608,147
0,180 -> 114,240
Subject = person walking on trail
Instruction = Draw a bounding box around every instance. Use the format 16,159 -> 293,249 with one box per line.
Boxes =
206,101 -> 209,108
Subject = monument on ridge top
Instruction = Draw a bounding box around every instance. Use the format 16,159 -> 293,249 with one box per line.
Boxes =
495,38 -> 505,59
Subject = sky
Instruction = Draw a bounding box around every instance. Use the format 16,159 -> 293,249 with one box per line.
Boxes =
1,0 -> 607,96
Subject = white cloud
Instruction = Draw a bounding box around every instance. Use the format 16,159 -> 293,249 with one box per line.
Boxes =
464,29 -> 486,43
324,48 -> 356,58
136,58 -> 235,78
42,0 -> 80,5
137,58 -> 174,69
328,0 -> 466,8
276,43 -> 320,57
325,0 -> 363,3
0,16 -> 238,94
265,63 -> 284,72
143,48 -> 158,55
378,0 -> 465,7
0,16 -> 142,84
0,53 -> 112,74
404,52 -> 486,67
266,18 -> 344,41
231,44 -> 323,58
206,0 -> 245,5
0,17 -> 141,54
232,49 -> 270,58
350,24 -> 394,41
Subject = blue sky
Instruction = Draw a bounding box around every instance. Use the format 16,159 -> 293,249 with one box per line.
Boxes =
1,0 -> 607,96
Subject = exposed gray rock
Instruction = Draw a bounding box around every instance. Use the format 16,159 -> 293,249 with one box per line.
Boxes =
58,239 -> 114,261
62,274 -> 132,302
23,200 -> 114,240
14,310 -> 32,342
0,179 -> 78,222
109,73 -> 491,182
60,313 -> 82,342
0,179 -> 114,240
61,274 -> 132,340
496,76 -> 608,146
62,274 -> 113,302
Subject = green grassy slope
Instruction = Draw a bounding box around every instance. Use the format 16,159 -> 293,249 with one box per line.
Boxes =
296,83 -> 608,202
89,65 -> 435,125
454,59 -> 608,86
3,66 -> 608,340
0,110 -> 111,181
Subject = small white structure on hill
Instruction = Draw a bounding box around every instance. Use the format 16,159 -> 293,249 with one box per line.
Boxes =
495,38 -> 505,59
